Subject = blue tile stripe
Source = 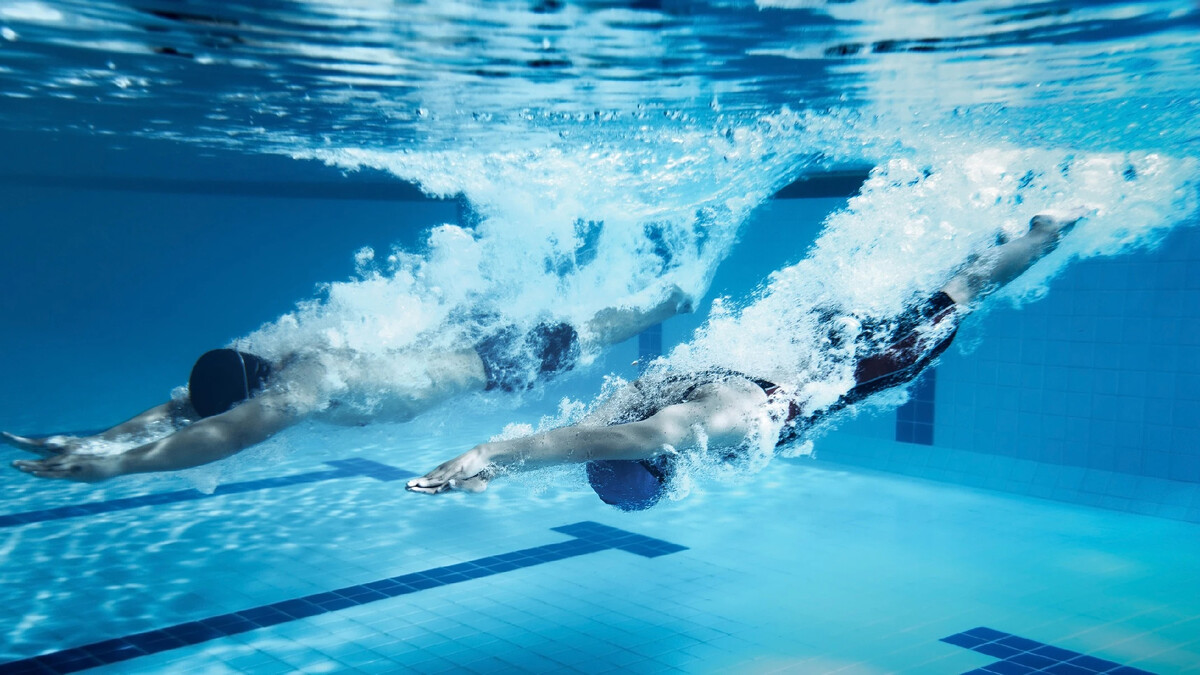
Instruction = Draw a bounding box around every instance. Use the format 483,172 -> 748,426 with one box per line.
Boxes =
0,459 -> 414,529
638,323 -> 663,373
896,367 -> 936,445
0,521 -> 686,674
942,626 -> 1158,675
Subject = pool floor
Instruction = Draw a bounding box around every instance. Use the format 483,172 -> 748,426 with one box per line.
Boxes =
2,420 -> 1197,674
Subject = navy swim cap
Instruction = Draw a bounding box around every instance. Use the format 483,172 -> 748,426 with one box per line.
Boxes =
188,349 -> 272,418
586,457 -> 671,511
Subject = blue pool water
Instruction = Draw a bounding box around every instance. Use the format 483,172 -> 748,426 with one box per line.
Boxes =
2,0 -> 1200,673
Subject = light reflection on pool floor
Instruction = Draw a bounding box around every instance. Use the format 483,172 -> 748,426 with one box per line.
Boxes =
2,418 -> 1197,674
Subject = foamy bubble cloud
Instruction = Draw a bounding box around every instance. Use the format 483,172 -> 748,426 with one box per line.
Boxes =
672,146 -> 1199,413
243,109 -> 838,368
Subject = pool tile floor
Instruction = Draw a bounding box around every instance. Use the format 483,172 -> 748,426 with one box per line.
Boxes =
2,421 -> 1198,673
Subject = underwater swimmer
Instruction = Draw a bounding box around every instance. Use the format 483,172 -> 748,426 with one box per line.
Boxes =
4,287 -> 694,482
408,211 -> 1085,509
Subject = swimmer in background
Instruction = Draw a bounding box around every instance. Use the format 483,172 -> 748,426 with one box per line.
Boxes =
4,286 -> 695,482
407,210 -> 1085,509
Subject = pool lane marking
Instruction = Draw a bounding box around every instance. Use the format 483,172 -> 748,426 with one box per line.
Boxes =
941,626 -> 1158,675
0,521 -> 687,674
0,458 -> 414,528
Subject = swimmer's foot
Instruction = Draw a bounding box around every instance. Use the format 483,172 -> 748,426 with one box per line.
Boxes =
1,432 -> 80,457
13,453 -> 121,483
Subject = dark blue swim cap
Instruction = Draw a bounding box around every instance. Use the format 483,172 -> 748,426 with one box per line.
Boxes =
188,349 -> 272,418
586,457 -> 671,511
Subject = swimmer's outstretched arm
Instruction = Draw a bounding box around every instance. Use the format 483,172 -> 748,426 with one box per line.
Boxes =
407,379 -> 767,494
12,395 -> 299,482
582,284 -> 694,347
942,210 -> 1085,305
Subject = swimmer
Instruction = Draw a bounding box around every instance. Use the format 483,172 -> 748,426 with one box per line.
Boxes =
408,210 -> 1085,508
5,286 -> 695,482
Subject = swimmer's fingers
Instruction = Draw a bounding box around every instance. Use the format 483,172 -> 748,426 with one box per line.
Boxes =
406,474 -> 489,495
405,470 -> 485,494
407,447 -> 492,494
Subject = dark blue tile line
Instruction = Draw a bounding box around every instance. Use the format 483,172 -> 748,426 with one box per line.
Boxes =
896,368 -> 936,446
638,324 -> 663,374
942,626 -> 1158,675
0,521 -> 686,674
0,459 -> 415,528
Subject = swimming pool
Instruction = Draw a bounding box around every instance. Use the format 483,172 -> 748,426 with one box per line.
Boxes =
2,1 -> 1199,673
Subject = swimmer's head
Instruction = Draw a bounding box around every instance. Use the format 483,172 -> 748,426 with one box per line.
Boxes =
188,349 -> 272,418
586,457 -> 671,511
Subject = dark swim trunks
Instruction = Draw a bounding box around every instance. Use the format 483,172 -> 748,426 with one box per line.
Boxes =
475,322 -> 581,391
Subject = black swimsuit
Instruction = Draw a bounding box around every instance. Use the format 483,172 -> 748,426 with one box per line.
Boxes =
768,291 -> 960,445
475,322 -> 581,391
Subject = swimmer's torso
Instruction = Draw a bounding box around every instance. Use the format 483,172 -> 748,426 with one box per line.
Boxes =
268,349 -> 488,425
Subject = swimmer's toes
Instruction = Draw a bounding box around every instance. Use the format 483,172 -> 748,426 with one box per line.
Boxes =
2,432 -> 73,456
2,432 -> 40,451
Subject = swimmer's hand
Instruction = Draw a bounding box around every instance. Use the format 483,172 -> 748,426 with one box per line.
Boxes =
2,431 -> 80,457
407,446 -> 493,494
13,453 -> 122,483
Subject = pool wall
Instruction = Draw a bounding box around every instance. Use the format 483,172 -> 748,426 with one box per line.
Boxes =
742,202 -> 1200,524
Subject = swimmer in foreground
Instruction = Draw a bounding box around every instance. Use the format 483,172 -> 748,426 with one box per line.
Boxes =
5,287 -> 694,482
408,211 -> 1085,508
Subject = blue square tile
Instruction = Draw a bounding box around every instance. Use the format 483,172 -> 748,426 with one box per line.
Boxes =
236,607 -> 292,628
996,636 -> 1043,652
1046,663 -> 1099,675
124,630 -> 186,653
1031,645 -> 1081,661
941,633 -> 988,649
964,627 -> 1010,641
1107,667 -> 1157,675
337,587 -> 387,602
35,650 -> 100,671
199,615 -> 257,636
162,622 -> 223,646
912,423 -> 934,445
1010,652 -> 1058,669
1066,654 -> 1121,672
307,592 -> 352,610
977,642 -> 1022,659
915,400 -> 935,422
363,579 -> 402,593
0,659 -> 53,674
982,660 -> 1035,675
273,599 -> 324,619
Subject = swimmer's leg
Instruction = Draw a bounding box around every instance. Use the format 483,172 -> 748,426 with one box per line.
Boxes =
2,401 -> 188,456
942,208 -> 1087,306
13,394 -> 297,483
